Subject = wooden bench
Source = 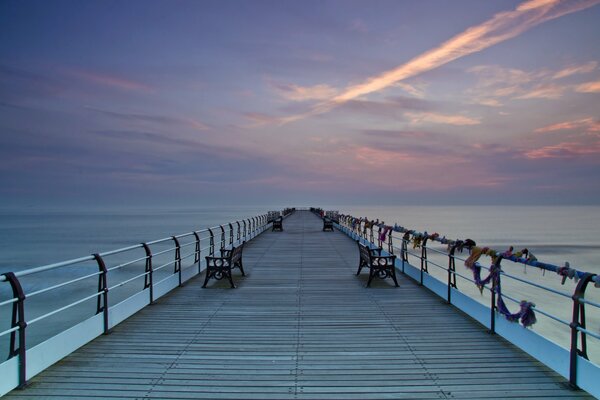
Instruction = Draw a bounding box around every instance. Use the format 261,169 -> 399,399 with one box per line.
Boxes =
323,217 -> 334,232
203,242 -> 246,288
356,241 -> 399,287
272,216 -> 283,231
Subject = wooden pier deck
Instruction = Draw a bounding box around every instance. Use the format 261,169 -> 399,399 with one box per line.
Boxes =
4,211 -> 591,399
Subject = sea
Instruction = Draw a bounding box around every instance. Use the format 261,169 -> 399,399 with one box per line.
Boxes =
0,205 -> 599,361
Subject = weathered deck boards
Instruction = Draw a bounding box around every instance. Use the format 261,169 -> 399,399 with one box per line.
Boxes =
4,211 -> 591,399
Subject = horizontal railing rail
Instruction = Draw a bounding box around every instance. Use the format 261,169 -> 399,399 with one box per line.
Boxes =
335,213 -> 599,393
0,211 -> 280,395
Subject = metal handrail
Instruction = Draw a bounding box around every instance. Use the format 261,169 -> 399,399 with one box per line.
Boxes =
337,213 -> 599,390
0,211 -> 273,391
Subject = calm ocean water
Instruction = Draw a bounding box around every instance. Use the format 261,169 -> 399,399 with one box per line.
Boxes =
0,205 -> 599,360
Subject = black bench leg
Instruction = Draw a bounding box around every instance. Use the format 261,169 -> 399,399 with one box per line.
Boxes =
226,269 -> 236,288
202,268 -> 212,288
356,261 -> 364,276
366,269 -> 375,287
390,267 -> 399,287
238,260 -> 246,276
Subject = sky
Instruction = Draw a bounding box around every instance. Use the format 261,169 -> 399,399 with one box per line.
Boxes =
1,0 -> 600,207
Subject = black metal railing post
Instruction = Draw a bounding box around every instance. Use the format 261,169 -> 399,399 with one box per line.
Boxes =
208,228 -> 215,256
569,272 -> 596,389
489,256 -> 503,335
236,221 -> 241,243
193,232 -> 202,274
447,243 -> 458,304
377,226 -> 383,248
242,220 -> 247,240
420,237 -> 429,286
3,272 -> 27,389
388,230 -> 393,254
171,236 -> 182,286
93,253 -> 109,335
401,232 -> 410,273
142,243 -> 154,304
218,226 -> 225,252
228,223 -> 234,246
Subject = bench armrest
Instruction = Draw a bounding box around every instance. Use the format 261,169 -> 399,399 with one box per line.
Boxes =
369,247 -> 383,256
220,249 -> 233,257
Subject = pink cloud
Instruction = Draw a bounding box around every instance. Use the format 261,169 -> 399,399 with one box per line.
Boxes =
575,80 -> 600,93
552,61 -> 597,79
66,68 -> 153,92
535,117 -> 600,133
524,141 -> 600,159
405,111 -> 481,126
275,0 -> 599,124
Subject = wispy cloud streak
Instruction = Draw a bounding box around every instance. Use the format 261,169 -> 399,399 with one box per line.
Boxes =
280,0 -> 600,123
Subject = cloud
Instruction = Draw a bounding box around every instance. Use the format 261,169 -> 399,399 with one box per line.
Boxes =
273,83 -> 338,101
469,61 -> 599,103
535,117 -> 600,133
575,80 -> 600,93
273,0 -> 600,123
514,83 -> 566,99
66,68 -> 153,92
405,111 -> 480,126
524,141 -> 600,159
86,107 -> 210,131
552,61 -> 597,79
360,129 -> 434,139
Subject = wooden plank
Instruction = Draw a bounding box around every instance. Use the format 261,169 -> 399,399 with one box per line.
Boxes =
3,210 -> 591,399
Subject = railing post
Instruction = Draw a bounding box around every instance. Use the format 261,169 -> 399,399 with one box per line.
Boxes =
2,272 -> 27,389
247,219 -> 252,238
489,256 -> 503,335
369,224 -> 374,244
142,243 -> 154,304
401,232 -> 410,273
208,228 -> 215,256
172,236 -> 182,286
242,221 -> 247,240
569,272 -> 595,389
387,230 -> 393,254
219,226 -> 225,251
236,221 -> 241,243
193,231 -> 201,263
377,225 -> 383,248
447,243 -> 458,304
229,223 -> 234,246
193,232 -> 202,274
93,253 -> 109,335
420,237 -> 429,286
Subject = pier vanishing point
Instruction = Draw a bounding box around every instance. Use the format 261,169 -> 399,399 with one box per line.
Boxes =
1,210 -> 597,399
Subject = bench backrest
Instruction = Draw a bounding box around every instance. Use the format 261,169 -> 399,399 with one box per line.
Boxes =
358,242 -> 371,261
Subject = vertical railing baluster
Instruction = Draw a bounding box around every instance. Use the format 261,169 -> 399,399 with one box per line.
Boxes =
219,226 -> 225,252
171,236 -> 182,286
229,223 -> 234,246
208,228 -> 215,256
447,243 -> 458,304
489,256 -> 502,335
420,237 -> 429,286
242,221 -> 247,240
401,232 -> 410,273
388,230 -> 393,254
569,272 -> 595,389
93,253 -> 109,335
193,231 -> 202,262
142,243 -> 154,304
2,272 -> 27,389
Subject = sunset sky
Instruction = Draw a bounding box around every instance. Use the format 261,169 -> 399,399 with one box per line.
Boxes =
1,0 -> 600,206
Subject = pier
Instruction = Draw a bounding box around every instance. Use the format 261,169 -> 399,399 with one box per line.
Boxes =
1,210 -> 592,399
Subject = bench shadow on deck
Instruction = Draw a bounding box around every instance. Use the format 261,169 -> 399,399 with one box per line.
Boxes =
5,211 -> 591,399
